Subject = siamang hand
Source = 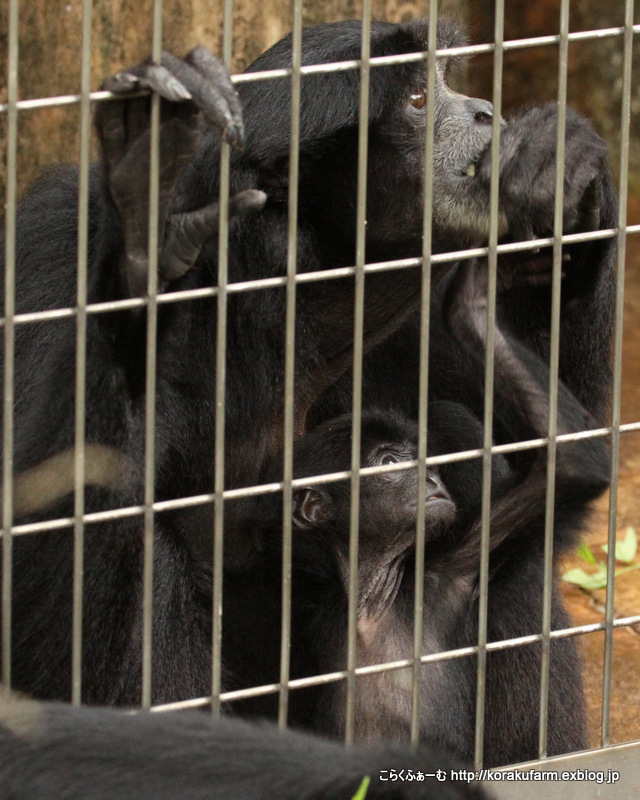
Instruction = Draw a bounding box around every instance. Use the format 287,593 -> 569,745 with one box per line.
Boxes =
487,104 -> 608,241
477,104 -> 609,290
95,47 -> 265,297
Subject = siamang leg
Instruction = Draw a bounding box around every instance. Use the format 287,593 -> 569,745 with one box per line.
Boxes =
443,258 -> 609,561
442,258 -> 602,763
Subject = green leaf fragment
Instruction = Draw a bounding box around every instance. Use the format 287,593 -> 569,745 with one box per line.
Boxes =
351,776 -> 371,800
576,540 -> 597,565
602,526 -> 637,565
561,565 -> 608,590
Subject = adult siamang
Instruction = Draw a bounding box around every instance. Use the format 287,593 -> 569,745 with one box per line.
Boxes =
231,258 -> 610,767
0,12 -> 614,757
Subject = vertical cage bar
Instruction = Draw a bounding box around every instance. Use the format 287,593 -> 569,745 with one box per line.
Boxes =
345,0 -> 372,745
474,0 -> 504,770
71,0 -> 93,707
410,0 -> 438,747
141,0 -> 164,709
601,0 -> 634,747
1,0 -> 19,691
278,0 -> 303,728
538,0 -> 569,758
211,0 -> 234,716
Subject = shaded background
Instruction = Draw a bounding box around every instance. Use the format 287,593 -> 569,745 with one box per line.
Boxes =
0,0 -> 639,750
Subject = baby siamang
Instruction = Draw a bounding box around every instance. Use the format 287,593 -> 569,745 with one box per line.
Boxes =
0,11 -> 614,762
0,692 -> 488,800
237,258 -> 609,766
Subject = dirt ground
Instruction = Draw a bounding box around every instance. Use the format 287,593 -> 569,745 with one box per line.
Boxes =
560,196 -> 640,747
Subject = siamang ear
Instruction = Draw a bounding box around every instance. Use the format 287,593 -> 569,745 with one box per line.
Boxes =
292,488 -> 330,529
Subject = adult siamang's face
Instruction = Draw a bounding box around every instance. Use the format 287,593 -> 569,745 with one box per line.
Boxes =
241,19 -> 502,257
367,22 -> 501,252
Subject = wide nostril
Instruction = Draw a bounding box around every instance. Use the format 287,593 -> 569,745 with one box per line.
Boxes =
467,98 -> 494,125
426,473 -> 450,502
475,110 -> 493,125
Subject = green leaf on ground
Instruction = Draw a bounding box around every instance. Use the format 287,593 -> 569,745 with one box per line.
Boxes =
602,526 -> 637,564
562,565 -> 608,590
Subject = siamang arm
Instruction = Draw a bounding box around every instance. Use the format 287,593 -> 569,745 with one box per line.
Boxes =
444,258 -> 610,569
0,694 -> 484,800
95,47 -> 265,298
478,105 -> 617,421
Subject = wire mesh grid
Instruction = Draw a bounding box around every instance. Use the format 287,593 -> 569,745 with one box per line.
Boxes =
0,0 -> 639,774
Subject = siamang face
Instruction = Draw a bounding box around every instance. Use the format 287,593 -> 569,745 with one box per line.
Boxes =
357,440 -> 457,556
291,415 -> 457,561
241,19 -> 502,259
367,21 -> 499,253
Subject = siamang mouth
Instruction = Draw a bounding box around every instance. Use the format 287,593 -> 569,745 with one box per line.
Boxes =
422,495 -> 457,531
425,474 -> 451,503
459,141 -> 491,178
424,497 -> 456,523
460,159 -> 479,178
407,494 -> 453,514
427,490 -> 450,502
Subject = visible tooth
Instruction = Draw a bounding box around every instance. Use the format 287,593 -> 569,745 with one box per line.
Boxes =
465,163 -> 476,177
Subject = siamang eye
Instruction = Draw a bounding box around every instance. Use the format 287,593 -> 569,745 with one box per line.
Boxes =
409,91 -> 426,110
380,452 -> 399,466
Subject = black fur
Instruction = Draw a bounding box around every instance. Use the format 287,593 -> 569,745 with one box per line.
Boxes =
0,14 -> 615,766
234,258 -> 610,766
0,694 -> 487,799
1,16 -> 495,706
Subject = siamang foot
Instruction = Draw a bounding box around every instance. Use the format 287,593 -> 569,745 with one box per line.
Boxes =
95,47 -> 266,296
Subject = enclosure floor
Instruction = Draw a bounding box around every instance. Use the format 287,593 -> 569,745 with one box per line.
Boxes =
560,195 -> 640,748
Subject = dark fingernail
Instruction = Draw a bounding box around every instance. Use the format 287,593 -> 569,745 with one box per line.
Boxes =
224,122 -> 245,149
114,72 -> 139,88
150,66 -> 193,101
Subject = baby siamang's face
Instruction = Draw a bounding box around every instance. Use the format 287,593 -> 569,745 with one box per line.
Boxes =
290,415 -> 457,562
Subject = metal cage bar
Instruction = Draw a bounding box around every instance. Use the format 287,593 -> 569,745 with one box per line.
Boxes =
410,0 -> 439,748
71,0 -> 93,708
146,610 -> 640,714
211,0 -> 235,717
3,423 -> 639,538
473,0 -> 504,769
0,227 -> 622,328
3,24 -> 640,118
1,0 -> 19,692
141,0 -> 164,710
278,0 -> 304,728
537,0 -> 570,759
601,0 -> 635,749
344,0 -> 373,745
